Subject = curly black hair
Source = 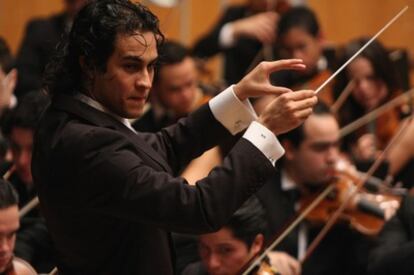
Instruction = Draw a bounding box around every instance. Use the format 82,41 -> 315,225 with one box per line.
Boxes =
43,0 -> 164,96
0,179 -> 18,209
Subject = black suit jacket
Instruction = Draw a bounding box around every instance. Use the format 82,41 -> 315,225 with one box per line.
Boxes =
257,172 -> 374,275
15,13 -> 67,97
132,108 -> 174,133
368,195 -> 414,275
32,94 -> 275,274
192,6 -> 262,85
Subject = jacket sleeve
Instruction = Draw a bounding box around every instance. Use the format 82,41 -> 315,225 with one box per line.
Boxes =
368,195 -> 414,275
192,7 -> 245,58
72,125 -> 275,234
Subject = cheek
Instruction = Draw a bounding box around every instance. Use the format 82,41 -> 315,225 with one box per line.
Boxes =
9,236 -> 16,250
227,251 -> 251,273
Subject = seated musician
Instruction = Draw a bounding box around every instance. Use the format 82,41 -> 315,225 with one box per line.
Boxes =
368,193 -> 414,275
132,40 -> 213,132
132,40 -> 221,184
267,6 -> 334,105
0,179 -> 36,275
1,91 -> 56,273
256,101 -> 376,275
333,37 -> 414,188
192,0 -> 288,85
182,196 -> 300,275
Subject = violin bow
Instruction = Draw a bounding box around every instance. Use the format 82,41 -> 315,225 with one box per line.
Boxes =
314,6 -> 408,95
301,4 -> 409,263
241,183 -> 336,275
302,114 -> 413,263
339,88 -> 414,137
330,80 -> 354,114
19,196 -> 40,218
241,6 -> 409,274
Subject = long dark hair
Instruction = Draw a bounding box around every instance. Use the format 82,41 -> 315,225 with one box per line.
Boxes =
333,38 -> 401,125
43,0 -> 164,97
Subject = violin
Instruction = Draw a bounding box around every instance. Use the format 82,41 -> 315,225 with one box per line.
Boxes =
241,255 -> 280,275
255,259 -> 280,275
299,161 -> 402,236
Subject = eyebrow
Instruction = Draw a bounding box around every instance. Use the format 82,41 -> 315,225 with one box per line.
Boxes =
122,55 -> 158,64
309,140 -> 340,147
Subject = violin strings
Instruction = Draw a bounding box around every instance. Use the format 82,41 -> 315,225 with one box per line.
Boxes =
303,114 -> 414,262
242,6 -> 409,273
241,184 -> 336,275
330,79 -> 354,114
339,88 -> 414,137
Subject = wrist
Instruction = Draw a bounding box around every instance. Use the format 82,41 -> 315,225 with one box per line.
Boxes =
233,84 -> 247,101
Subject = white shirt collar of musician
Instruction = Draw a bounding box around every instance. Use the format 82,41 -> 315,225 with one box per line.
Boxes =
75,93 -> 136,133
281,169 -> 298,191
317,56 -> 328,72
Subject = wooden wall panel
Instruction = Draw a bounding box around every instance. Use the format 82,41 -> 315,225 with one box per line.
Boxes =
0,0 -> 63,54
1,1 -> 413,83
308,0 -> 414,49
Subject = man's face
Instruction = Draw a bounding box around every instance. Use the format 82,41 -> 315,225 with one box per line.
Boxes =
285,114 -> 340,186
90,32 -> 158,119
280,27 -> 322,74
10,127 -> 33,185
0,206 -> 19,273
347,57 -> 388,111
199,228 -> 262,275
155,57 -> 198,117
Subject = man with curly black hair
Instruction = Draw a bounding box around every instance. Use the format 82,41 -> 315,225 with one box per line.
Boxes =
32,0 -> 317,273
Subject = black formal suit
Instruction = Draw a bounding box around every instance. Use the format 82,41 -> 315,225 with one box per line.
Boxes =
256,172 -> 374,275
368,195 -> 414,275
15,13 -> 67,97
32,94 -> 275,274
132,108 -> 171,133
192,6 -> 262,85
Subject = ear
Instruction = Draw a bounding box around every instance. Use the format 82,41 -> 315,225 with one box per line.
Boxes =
5,68 -> 18,92
79,56 -> 95,80
282,140 -> 296,161
249,234 -> 264,255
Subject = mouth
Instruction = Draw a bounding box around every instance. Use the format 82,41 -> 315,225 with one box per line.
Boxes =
0,255 -> 11,265
129,96 -> 147,103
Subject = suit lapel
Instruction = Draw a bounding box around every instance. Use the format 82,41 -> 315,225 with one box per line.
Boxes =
52,95 -> 172,173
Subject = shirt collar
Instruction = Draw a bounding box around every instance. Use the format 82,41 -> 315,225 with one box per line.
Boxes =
75,93 -> 137,133
281,169 -> 298,191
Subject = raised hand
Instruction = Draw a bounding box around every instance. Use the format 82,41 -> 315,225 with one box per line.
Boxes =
268,251 -> 301,275
232,11 -> 279,44
0,68 -> 17,111
233,59 -> 306,101
258,90 -> 317,135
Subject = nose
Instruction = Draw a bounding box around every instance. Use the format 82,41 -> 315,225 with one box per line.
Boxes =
181,87 -> 194,102
16,150 -> 31,168
0,237 -> 11,254
355,78 -> 371,94
136,68 -> 153,90
207,253 -> 221,271
292,49 -> 304,60
326,145 -> 339,164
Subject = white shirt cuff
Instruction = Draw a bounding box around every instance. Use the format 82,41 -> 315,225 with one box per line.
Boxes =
209,85 -> 257,135
243,121 -> 285,166
219,23 -> 236,48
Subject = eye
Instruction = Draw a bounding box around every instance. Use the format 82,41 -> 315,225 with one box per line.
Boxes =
199,244 -> 211,258
217,246 -> 234,256
147,60 -> 159,72
7,231 -> 16,240
123,63 -> 139,72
